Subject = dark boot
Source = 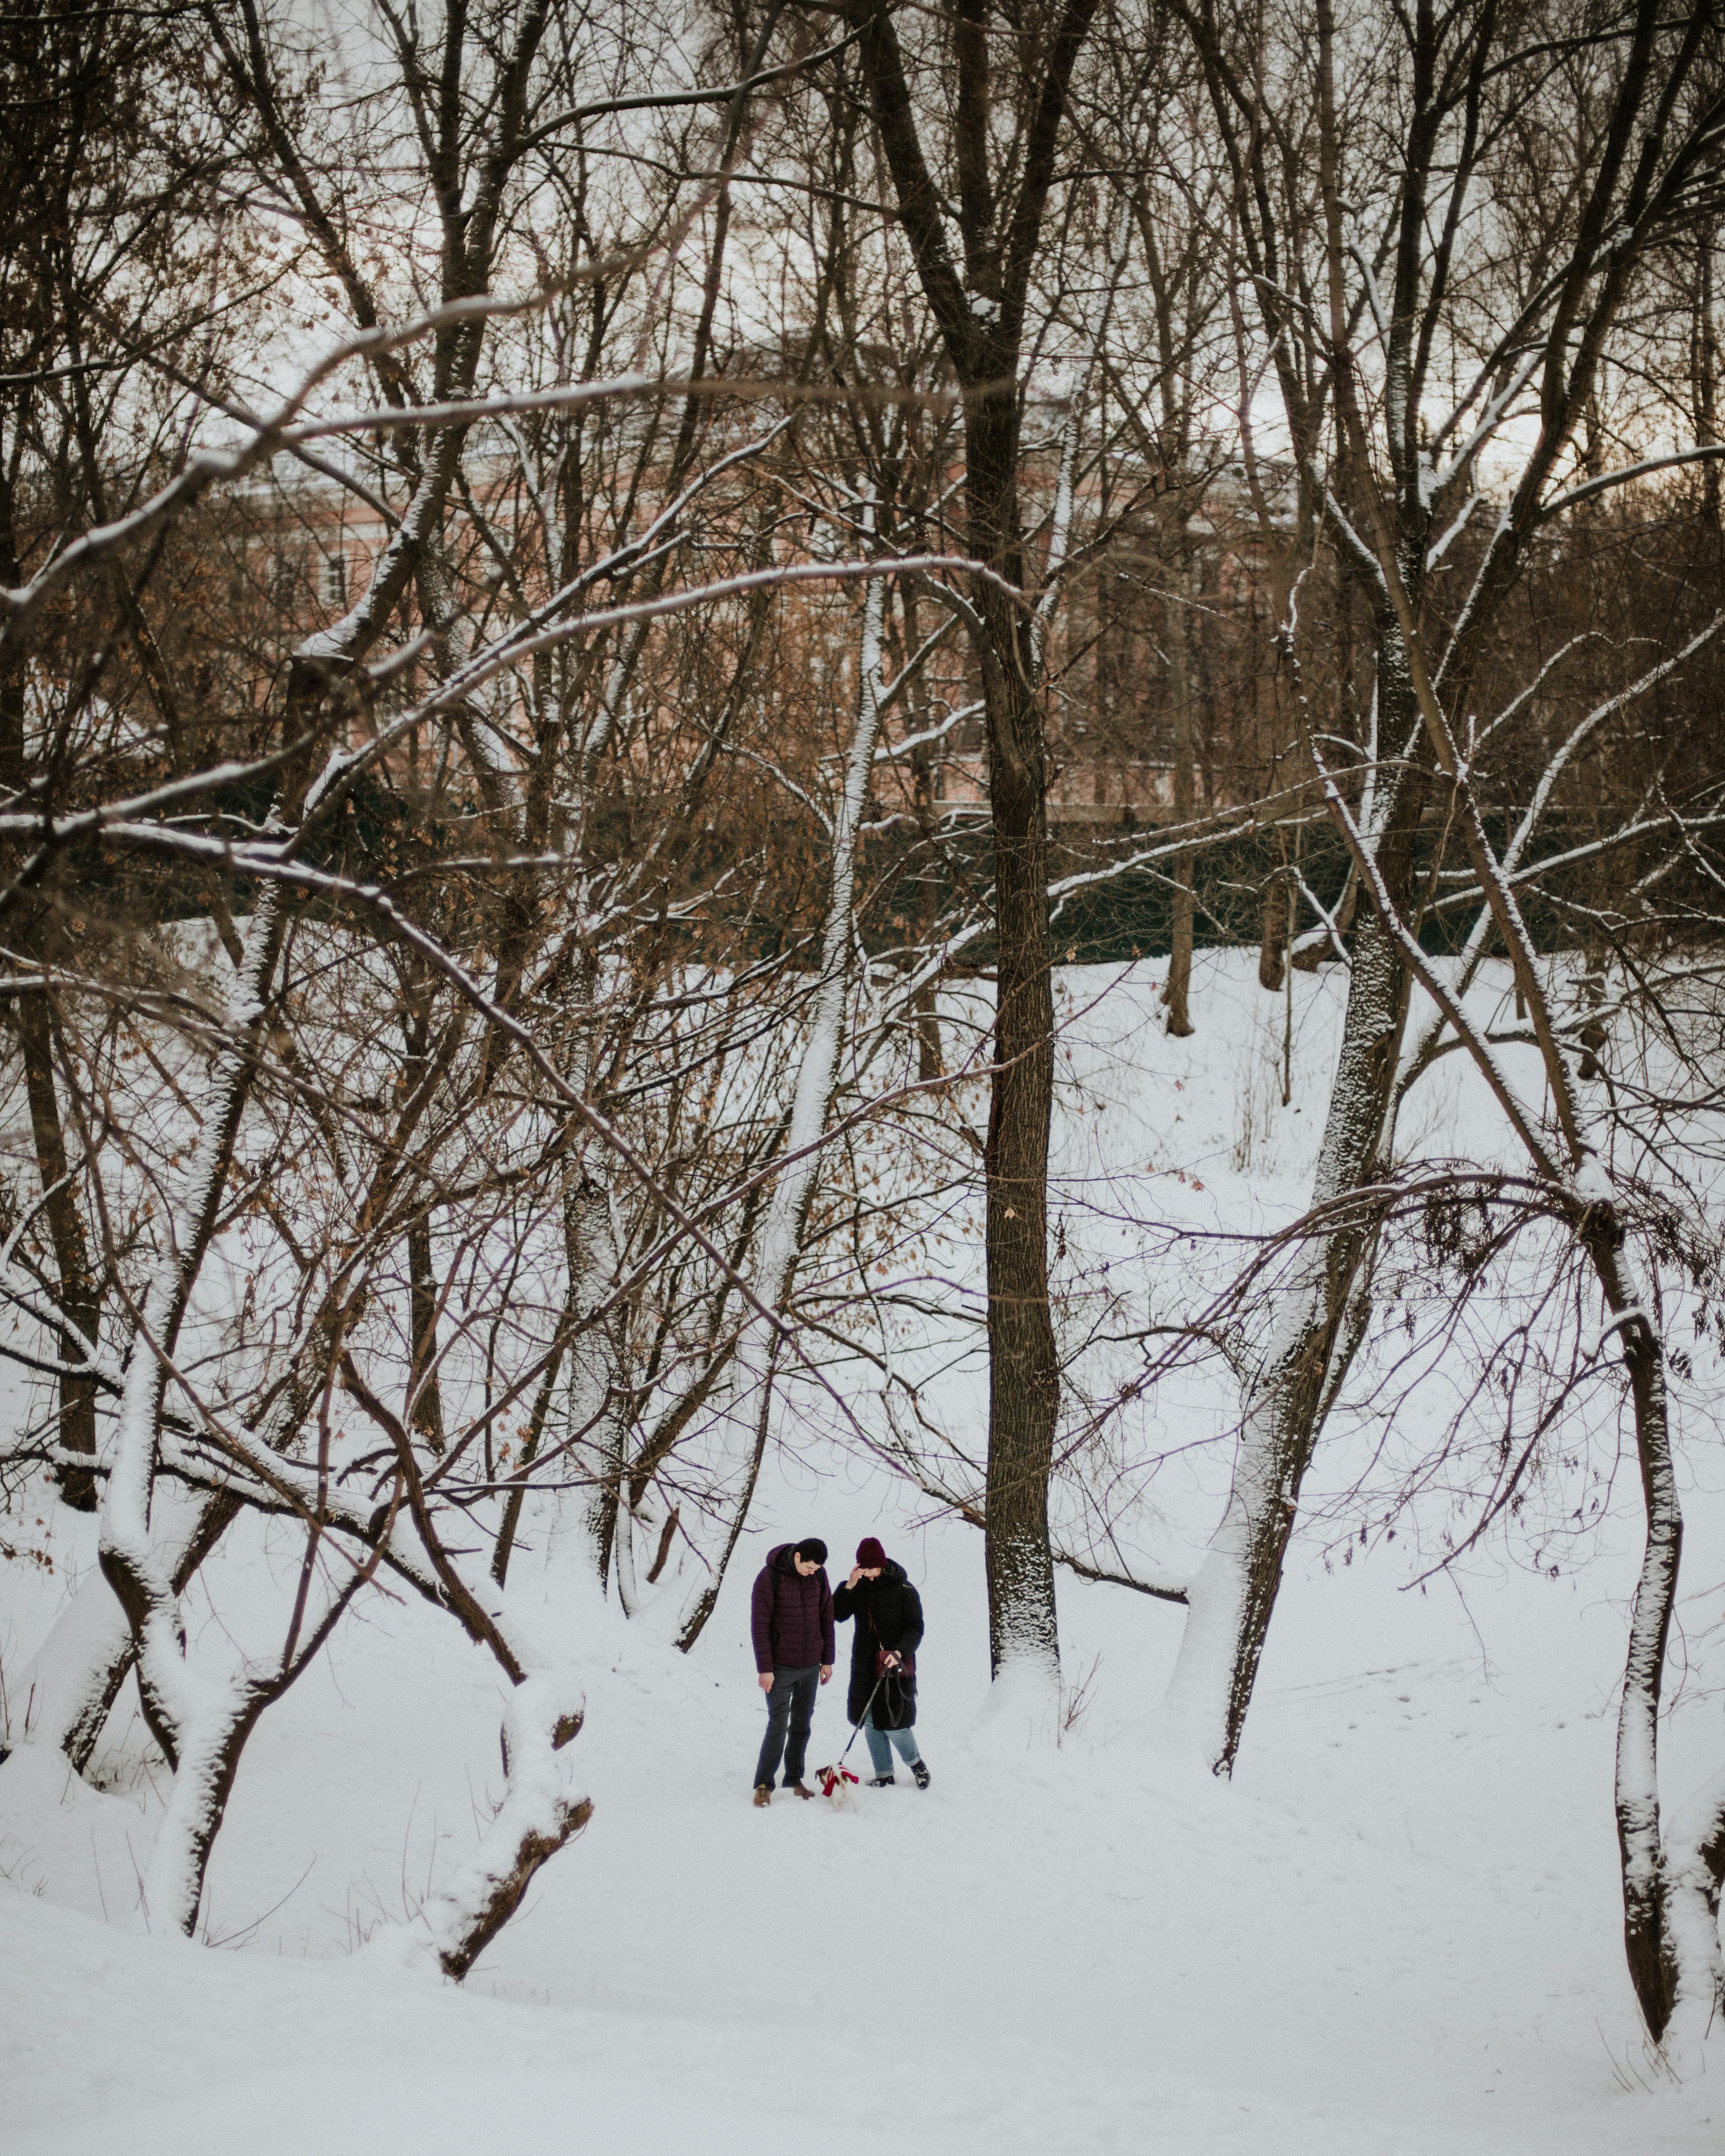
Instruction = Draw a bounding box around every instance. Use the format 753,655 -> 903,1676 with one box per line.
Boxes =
866,1774 -> 895,1788
910,1758 -> 930,1789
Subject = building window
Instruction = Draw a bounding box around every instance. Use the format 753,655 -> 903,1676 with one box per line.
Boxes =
322,553 -> 348,608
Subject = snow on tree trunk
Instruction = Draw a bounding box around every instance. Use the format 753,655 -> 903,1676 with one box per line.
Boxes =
420,1669 -> 592,1982
96,883 -> 287,1933
1591,1221 -> 1686,2044
1313,548 -> 1719,2049
545,1175 -> 628,1594
1164,744 -> 1425,1771
1658,1769 -> 1725,2068
518,941 -> 643,1608
0,1486 -> 235,1777
0,1565 -> 131,1769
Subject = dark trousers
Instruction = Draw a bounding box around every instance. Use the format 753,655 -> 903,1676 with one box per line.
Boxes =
753,1665 -> 819,1788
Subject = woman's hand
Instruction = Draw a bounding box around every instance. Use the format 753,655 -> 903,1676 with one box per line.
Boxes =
846,1565 -> 864,1588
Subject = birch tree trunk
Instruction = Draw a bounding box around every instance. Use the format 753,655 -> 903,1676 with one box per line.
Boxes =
1552,1194 -> 1690,2046
1606,1239 -> 1683,2041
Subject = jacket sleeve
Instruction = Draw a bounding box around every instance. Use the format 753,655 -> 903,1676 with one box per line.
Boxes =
820,1574 -> 836,1665
750,1568 -> 774,1671
832,1582 -> 858,1621
892,1585 -> 925,1658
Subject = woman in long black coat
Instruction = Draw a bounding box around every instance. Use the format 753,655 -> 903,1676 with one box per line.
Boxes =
831,1536 -> 930,1788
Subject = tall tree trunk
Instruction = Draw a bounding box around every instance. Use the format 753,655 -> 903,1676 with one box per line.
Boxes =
1166,638 -> 1428,1769
16,994 -> 102,1508
970,394 -> 1061,1681
401,989 -> 446,1454
1698,230 -> 1724,548
0,450 -> 101,1509
1162,530 -> 1196,1036
405,1210 -> 446,1455
566,1176 -> 626,1585
847,0 -> 1100,1690
982,661 -> 1060,1677
904,584 -> 946,1082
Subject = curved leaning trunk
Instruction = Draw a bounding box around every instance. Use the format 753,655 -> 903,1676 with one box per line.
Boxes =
422,1670 -> 592,1980
1616,1352 -> 1682,2041
0,1563 -> 133,1771
1164,911 -> 1404,1767
0,1488 -> 239,1777
1164,713 -> 1427,1772
1566,1215 -> 1721,2059
1591,1227 -> 1691,2048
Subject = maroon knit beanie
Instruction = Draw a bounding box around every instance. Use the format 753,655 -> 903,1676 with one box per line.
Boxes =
856,1536 -> 887,1570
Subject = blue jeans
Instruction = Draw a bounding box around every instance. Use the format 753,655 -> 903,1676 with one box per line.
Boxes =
754,1666 -> 819,1787
863,1711 -> 921,1777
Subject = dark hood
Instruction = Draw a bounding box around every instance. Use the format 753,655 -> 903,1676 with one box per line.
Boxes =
752,1543 -> 835,1673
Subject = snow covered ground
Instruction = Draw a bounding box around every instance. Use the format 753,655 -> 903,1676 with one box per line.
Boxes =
5,953 -> 1724,2152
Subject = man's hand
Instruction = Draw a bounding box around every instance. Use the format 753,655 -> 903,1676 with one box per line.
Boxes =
819,1665 -> 833,1684
846,1565 -> 863,1589
882,1651 -> 901,1669
758,1671 -> 774,1692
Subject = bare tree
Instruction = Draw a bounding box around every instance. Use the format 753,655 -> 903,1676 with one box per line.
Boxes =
837,0 -> 1108,1700
1149,0 -> 1725,1778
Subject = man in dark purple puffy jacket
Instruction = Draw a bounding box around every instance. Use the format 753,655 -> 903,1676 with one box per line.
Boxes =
749,1538 -> 834,1805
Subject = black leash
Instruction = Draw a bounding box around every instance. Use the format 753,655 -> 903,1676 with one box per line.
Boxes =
818,1667 -> 893,1796
839,1668 -> 890,1764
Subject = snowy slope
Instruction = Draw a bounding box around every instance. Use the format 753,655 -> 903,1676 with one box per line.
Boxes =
4,953 -> 1724,2153
5,1545 -> 1720,2155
